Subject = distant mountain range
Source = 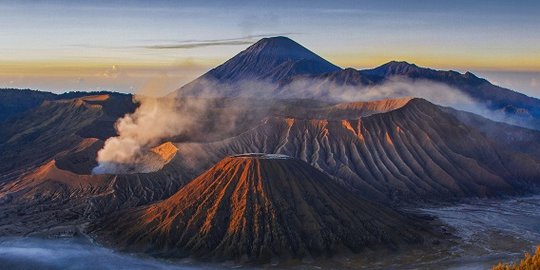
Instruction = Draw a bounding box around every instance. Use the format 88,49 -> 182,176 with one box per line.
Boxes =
175,36 -> 540,130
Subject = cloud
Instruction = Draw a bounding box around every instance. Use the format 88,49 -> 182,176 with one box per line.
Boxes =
531,78 -> 538,87
178,76 -> 480,111
0,237 -> 206,270
102,65 -> 121,78
142,33 -> 298,50
144,40 -> 254,49
92,94 -> 209,174
70,33 -> 299,51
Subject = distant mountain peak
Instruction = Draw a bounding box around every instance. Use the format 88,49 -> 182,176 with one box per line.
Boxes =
342,67 -> 359,73
248,36 -> 300,49
245,36 -> 320,56
463,71 -> 480,79
385,60 -> 418,67
364,61 -> 487,82
203,36 -> 341,82
363,61 -> 427,77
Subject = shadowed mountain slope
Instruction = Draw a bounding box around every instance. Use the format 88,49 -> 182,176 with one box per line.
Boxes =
197,36 -> 340,83
175,36 -> 341,97
443,106 -> 540,160
0,89 -> 134,123
95,154 -> 429,262
0,89 -> 57,122
0,93 -> 135,179
360,61 -> 540,129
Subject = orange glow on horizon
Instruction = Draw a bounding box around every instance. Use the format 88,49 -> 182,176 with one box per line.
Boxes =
2,53 -> 539,80
1,52 -> 538,94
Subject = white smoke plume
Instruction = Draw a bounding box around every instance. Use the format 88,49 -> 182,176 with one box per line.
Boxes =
92,95 -> 209,174
179,76 -> 482,112
93,75 -> 500,175
281,77 -> 479,111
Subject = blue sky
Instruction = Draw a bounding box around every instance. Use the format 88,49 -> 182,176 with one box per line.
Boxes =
0,0 -> 539,96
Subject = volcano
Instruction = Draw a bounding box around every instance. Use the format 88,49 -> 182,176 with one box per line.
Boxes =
175,36 -> 341,97
198,36 -> 340,82
95,154 -> 427,262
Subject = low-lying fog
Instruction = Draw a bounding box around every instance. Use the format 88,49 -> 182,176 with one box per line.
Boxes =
0,237 -> 212,270
1,196 -> 539,270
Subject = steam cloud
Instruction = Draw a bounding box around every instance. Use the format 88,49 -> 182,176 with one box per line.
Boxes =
283,77 -> 479,110
179,76 -> 482,111
92,95 -> 209,174
93,76 -> 498,175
